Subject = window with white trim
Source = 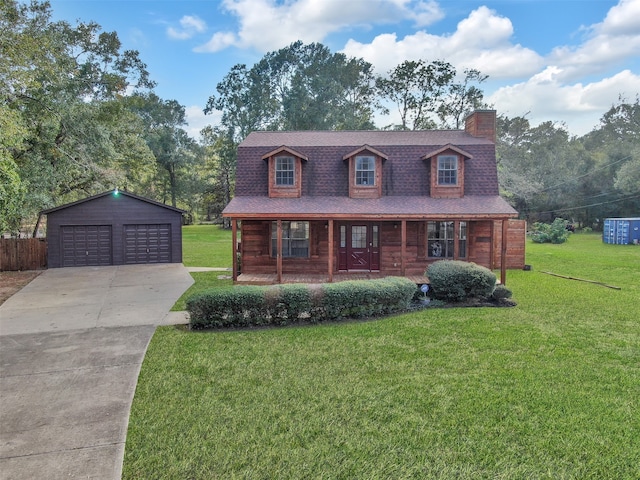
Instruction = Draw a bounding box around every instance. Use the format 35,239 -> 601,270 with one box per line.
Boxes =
437,155 -> 458,185
275,156 -> 295,186
271,221 -> 309,257
355,155 -> 375,186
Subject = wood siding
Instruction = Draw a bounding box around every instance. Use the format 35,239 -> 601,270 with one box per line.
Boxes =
267,155 -> 303,198
429,152 -> 465,199
0,238 -> 48,271
239,218 -> 525,280
493,219 -> 526,269
347,155 -> 383,199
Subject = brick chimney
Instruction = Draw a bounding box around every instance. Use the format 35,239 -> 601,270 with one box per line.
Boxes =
464,110 -> 496,143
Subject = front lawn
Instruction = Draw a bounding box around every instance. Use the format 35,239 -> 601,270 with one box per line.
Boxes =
171,225 -> 234,311
124,234 -> 640,479
181,224 -> 232,268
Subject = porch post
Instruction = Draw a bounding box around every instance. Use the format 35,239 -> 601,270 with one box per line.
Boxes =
501,219 -> 508,286
276,219 -> 283,284
231,219 -> 238,281
327,220 -> 334,283
401,220 -> 407,276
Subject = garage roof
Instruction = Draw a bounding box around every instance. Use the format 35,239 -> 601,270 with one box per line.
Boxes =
40,190 -> 185,214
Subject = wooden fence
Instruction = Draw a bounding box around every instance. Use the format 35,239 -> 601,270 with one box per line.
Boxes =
0,238 -> 48,271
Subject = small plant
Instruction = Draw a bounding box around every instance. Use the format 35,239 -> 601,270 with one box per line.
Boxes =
491,284 -> 512,300
530,218 -> 571,244
426,260 -> 496,302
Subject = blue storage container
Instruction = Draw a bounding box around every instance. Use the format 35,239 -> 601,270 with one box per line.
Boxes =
603,218 -> 640,245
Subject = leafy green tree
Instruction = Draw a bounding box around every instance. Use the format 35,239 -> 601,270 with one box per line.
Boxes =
579,97 -> 640,222
497,115 -> 594,223
438,68 -> 489,128
376,60 -> 487,130
199,126 -> 237,227
127,93 -> 200,208
1,0 -> 155,232
0,106 -> 27,234
205,41 -> 378,141
376,60 -> 455,130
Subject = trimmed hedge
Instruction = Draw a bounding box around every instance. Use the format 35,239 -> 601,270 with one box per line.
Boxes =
426,260 -> 496,302
187,277 -> 416,330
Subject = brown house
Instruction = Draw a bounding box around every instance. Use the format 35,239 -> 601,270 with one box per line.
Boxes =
223,110 -> 524,284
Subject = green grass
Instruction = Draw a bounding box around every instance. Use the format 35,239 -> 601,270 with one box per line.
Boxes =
171,225 -> 234,311
124,234 -> 640,479
181,224 -> 232,268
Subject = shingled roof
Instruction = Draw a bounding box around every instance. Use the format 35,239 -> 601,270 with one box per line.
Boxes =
224,195 -> 517,219
225,127 -> 517,218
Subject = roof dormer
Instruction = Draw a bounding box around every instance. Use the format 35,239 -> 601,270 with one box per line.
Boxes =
262,146 -> 308,198
342,145 -> 388,199
422,144 -> 473,199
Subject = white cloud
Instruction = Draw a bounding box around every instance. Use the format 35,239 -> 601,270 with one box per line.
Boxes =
167,15 -> 207,40
489,69 -> 640,135
195,0 -> 444,53
194,31 -> 237,53
546,0 -> 640,82
342,6 -> 543,78
343,1 -> 640,136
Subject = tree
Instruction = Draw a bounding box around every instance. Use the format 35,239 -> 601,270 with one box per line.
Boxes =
0,106 -> 27,234
127,93 -> 200,208
205,41 -> 378,141
376,60 -> 455,130
580,97 -> 640,221
1,0 -> 155,232
438,68 -> 488,128
497,115 -> 594,223
376,60 -> 487,130
200,126 -> 237,227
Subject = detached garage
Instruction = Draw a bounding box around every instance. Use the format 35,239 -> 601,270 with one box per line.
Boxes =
42,190 -> 185,268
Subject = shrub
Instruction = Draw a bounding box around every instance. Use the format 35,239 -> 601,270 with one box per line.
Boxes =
426,260 -> 496,302
187,277 -> 416,329
530,218 -> 570,244
491,284 -> 513,300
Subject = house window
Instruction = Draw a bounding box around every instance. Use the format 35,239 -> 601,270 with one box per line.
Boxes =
271,221 -> 309,257
428,221 -> 467,258
355,156 -> 375,186
428,221 -> 454,258
437,155 -> 458,185
459,221 -> 467,258
275,156 -> 294,186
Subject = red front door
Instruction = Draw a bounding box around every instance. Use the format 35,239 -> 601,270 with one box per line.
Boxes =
338,223 -> 380,271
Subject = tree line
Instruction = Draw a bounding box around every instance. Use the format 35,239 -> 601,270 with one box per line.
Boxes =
1,1 -> 638,235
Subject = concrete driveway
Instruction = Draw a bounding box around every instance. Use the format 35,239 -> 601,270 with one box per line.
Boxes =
0,264 -> 194,480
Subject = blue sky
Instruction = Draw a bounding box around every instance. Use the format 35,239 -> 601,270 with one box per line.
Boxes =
48,0 -> 640,138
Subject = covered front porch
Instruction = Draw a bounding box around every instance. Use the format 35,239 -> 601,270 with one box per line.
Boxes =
234,271 -> 430,286
229,216 -> 523,286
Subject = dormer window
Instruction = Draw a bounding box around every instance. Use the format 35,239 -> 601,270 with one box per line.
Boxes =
356,156 -> 375,186
275,156 -> 295,186
422,144 -> 472,199
437,155 -> 458,185
343,145 -> 388,199
263,146 -> 307,198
